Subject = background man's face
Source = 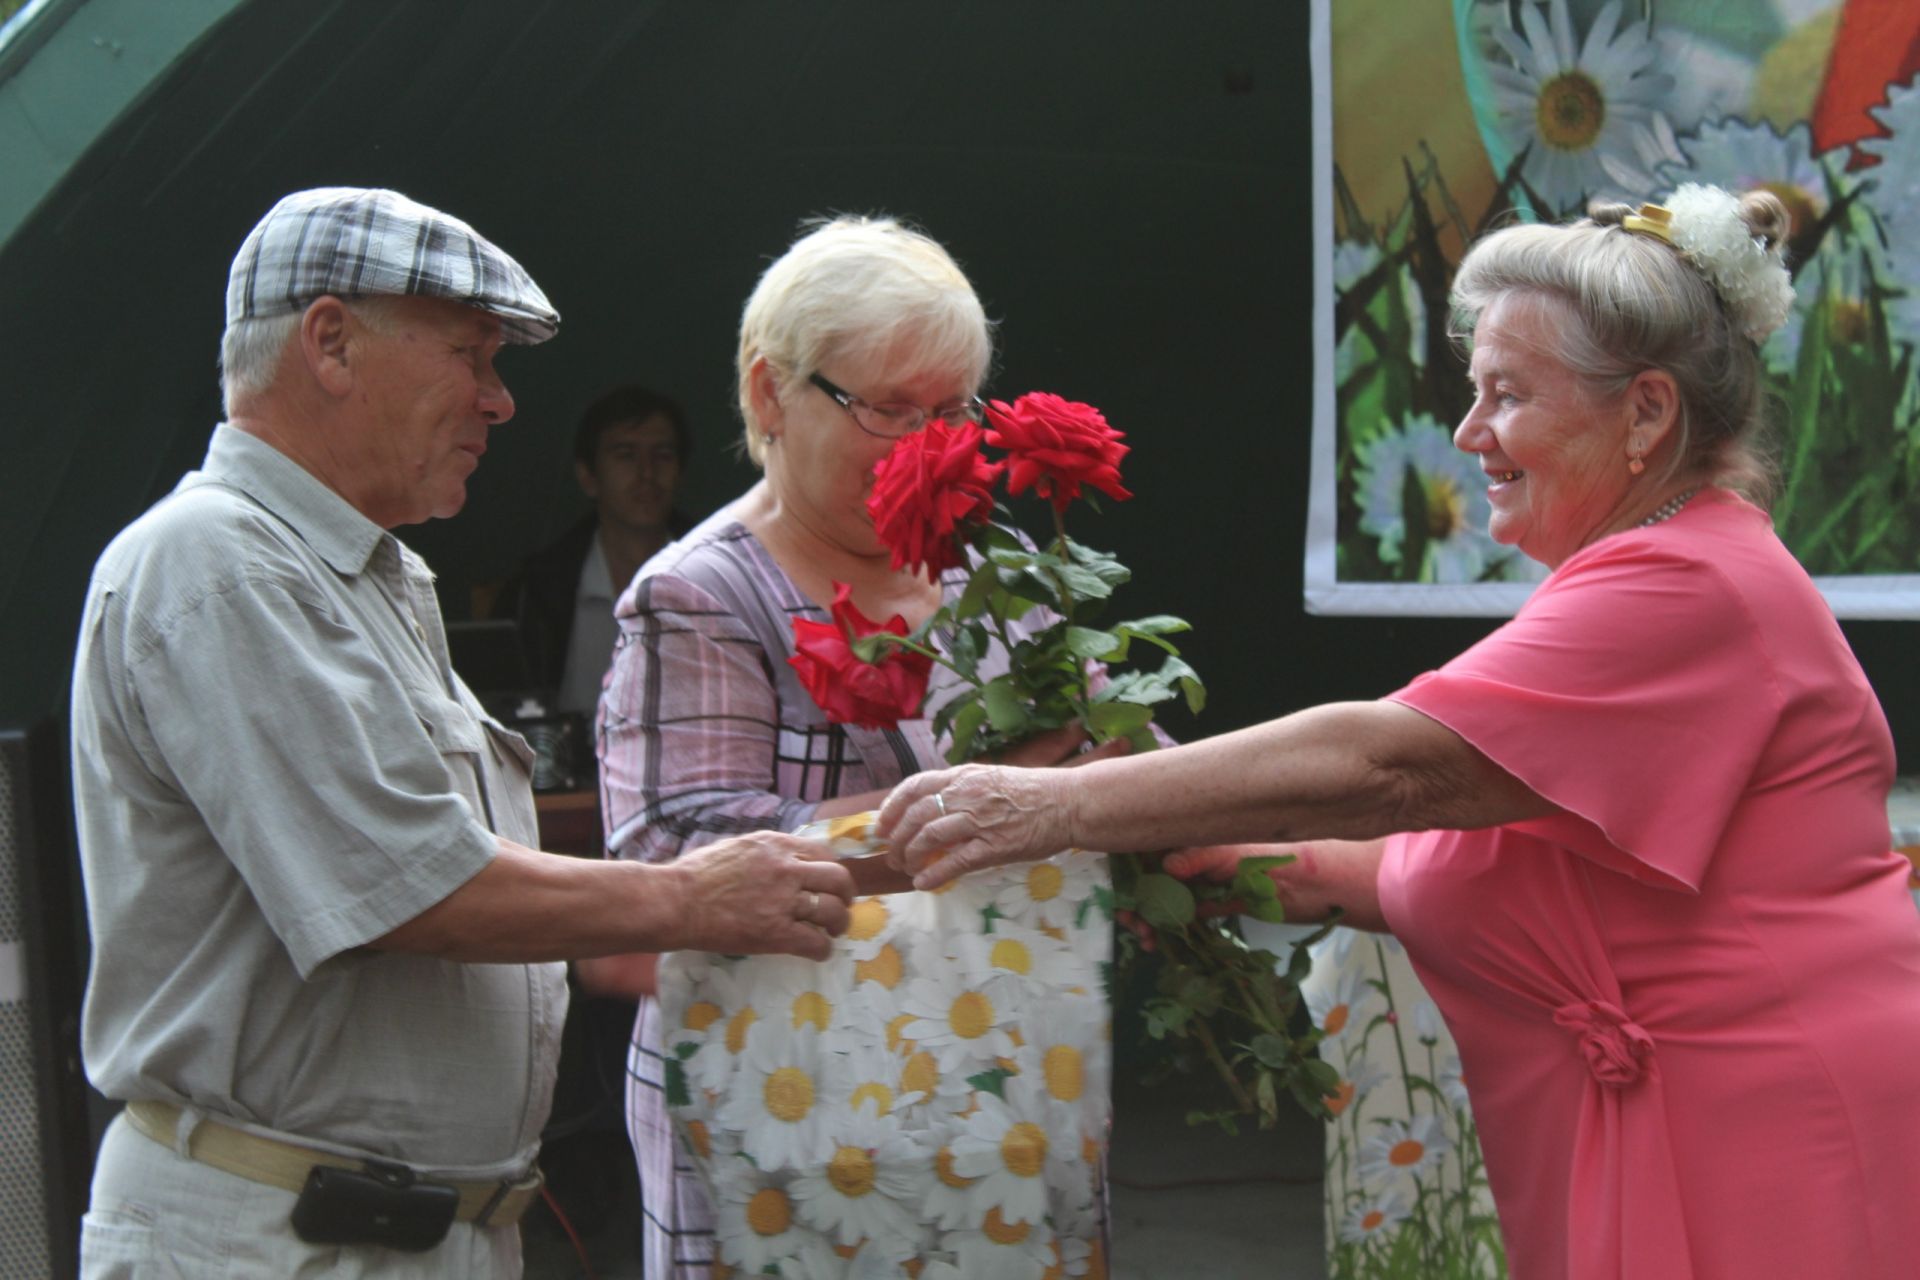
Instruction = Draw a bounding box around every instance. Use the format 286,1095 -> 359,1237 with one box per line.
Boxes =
580,415 -> 681,533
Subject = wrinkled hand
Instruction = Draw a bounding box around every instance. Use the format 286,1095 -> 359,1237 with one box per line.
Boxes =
668,832 -> 854,961
874,763 -> 1075,890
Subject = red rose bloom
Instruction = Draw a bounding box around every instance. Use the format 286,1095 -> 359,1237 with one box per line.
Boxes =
865,420 -> 1004,581
788,582 -> 933,728
983,391 -> 1133,512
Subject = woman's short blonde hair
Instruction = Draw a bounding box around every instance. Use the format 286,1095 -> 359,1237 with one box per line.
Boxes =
1448,189 -> 1792,503
736,216 -> 993,465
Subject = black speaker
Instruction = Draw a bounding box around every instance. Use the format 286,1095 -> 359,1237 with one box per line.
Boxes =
0,722 -> 90,1279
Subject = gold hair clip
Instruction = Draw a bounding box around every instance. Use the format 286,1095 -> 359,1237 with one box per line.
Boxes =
1621,203 -> 1675,244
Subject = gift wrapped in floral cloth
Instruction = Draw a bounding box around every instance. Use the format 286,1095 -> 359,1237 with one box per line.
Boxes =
657,812 -> 1113,1278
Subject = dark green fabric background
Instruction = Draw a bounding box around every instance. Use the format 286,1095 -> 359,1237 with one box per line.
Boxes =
1,0 -> 1909,764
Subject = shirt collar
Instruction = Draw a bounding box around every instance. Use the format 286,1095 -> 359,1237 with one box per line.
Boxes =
197,423 -> 388,576
576,532 -> 614,607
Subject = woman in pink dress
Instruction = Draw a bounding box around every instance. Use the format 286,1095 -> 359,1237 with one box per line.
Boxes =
877,185 -> 1920,1279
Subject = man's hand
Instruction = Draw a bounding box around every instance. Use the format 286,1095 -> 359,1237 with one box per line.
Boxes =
666,832 -> 856,960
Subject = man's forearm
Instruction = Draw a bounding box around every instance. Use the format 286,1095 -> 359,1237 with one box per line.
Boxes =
371,839 -> 691,962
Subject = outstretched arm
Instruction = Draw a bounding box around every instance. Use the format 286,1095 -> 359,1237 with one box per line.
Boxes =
878,700 -> 1553,888
372,832 -> 855,962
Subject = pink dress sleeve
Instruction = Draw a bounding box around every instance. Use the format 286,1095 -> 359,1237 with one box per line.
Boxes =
1387,533 -> 1783,892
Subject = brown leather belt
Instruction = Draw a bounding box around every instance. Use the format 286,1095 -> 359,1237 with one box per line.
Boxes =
123,1100 -> 542,1227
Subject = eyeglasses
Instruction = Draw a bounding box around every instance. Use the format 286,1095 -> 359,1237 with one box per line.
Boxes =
808,371 -> 986,439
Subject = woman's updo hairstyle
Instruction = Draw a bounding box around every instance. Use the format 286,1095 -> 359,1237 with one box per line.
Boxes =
1449,188 -> 1792,502
735,215 -> 994,466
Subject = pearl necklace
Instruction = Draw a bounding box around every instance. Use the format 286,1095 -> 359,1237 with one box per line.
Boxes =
1638,487 -> 1699,528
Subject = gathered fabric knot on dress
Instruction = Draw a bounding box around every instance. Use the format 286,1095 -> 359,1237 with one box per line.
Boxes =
1553,999 -> 1655,1088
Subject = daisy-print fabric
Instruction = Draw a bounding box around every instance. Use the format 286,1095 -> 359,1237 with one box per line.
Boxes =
658,814 -> 1113,1280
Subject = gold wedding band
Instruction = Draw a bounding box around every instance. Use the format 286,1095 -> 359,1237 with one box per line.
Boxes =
802,890 -> 819,917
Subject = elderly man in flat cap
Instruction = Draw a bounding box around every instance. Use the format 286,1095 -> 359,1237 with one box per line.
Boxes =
68,188 -> 855,1277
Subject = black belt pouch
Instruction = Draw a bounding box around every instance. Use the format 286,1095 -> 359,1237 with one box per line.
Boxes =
290,1162 -> 460,1252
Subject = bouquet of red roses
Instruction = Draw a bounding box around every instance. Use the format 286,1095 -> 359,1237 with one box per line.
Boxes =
789,391 -> 1338,1128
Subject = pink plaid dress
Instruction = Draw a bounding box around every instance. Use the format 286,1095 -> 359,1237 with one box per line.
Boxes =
597,510 -> 1052,1278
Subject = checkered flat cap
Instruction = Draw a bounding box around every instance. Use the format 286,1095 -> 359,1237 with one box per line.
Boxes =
226,187 -> 560,344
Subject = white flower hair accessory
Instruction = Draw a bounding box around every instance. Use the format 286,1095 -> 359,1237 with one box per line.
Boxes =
1622,182 -> 1795,343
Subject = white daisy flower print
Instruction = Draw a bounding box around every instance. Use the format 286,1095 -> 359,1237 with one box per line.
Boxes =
1013,997 -> 1111,1139
788,1098 -> 929,1249
900,966 -> 1020,1078
947,1074 -> 1059,1227
990,853 -> 1103,931
1306,963 -> 1377,1046
958,920 -> 1091,997
1357,1114 -> 1452,1187
842,894 -> 906,963
676,966 -> 767,1096
1861,76 -> 1920,346
770,1231 -> 848,1280
1481,0 -> 1681,212
1338,1184 -> 1416,1244
708,1155 -> 813,1275
842,1035 -> 927,1120
754,953 -> 855,1036
717,1018 -> 846,1174
943,1215 -> 1055,1280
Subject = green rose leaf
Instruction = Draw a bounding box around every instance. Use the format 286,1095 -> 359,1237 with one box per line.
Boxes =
1250,1033 -> 1294,1069
1135,873 -> 1196,928
1064,626 -> 1121,660
981,676 -> 1029,733
1085,699 -> 1154,738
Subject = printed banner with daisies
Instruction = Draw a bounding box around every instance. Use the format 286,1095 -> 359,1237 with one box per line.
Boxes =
1307,0 -> 1920,616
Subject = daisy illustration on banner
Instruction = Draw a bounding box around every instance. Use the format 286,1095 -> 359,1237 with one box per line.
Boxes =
1354,413 -> 1539,585
1479,0 -> 1682,212
1339,1185 -> 1417,1245
1357,1114 -> 1453,1187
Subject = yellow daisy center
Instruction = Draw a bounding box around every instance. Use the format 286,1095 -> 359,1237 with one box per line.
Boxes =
683,1000 -> 723,1032
1535,70 -> 1605,152
1043,1044 -> 1085,1101
1043,1241 -> 1066,1280
855,943 -> 904,989
725,1006 -> 758,1054
1362,1209 -> 1386,1232
790,990 -> 832,1031
846,898 -> 889,941
850,1081 -> 894,1116
1001,1121 -> 1048,1177
1424,474 -> 1466,540
1082,1134 -> 1101,1167
982,1206 -> 1031,1245
745,1187 -> 791,1236
685,1119 -> 712,1158
827,1145 -> 877,1198
948,990 -> 994,1039
763,1066 -> 814,1123
1026,863 -> 1064,902
885,1012 -> 917,1054
1329,1081 -> 1357,1117
989,938 -> 1033,974
1322,1003 -> 1349,1036
901,1051 -> 939,1097
935,1146 -> 974,1188
1388,1138 -> 1426,1167
1039,923 -> 1067,942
